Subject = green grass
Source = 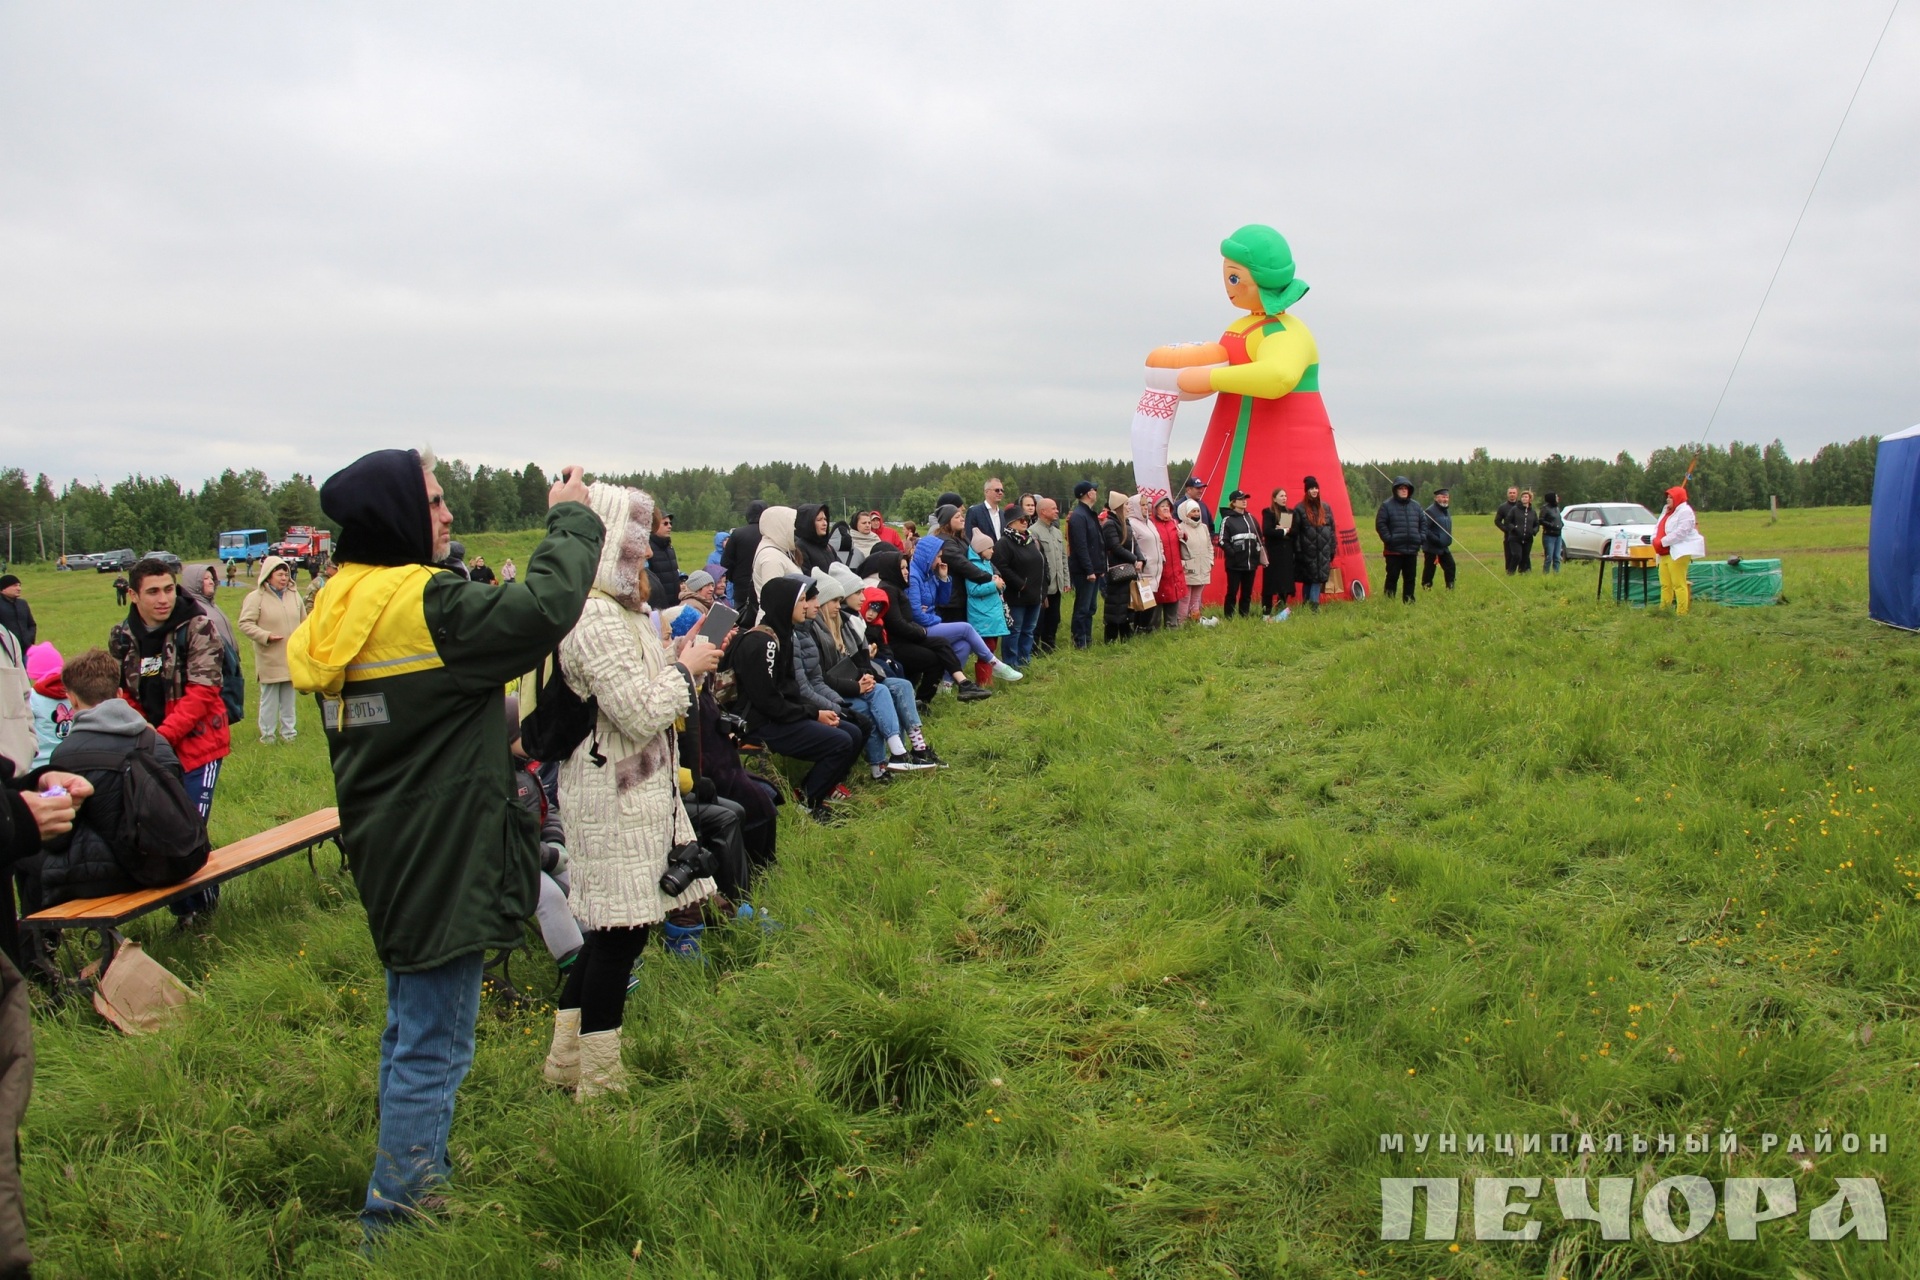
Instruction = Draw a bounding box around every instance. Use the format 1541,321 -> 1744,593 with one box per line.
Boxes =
13,506 -> 1918,1277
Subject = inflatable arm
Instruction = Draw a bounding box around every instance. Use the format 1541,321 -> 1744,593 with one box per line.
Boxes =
1130,342 -> 1226,507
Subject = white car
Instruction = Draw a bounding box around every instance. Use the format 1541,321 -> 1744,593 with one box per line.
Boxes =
1560,502 -> 1658,559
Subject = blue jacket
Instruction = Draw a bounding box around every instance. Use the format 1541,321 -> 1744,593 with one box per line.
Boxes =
965,547 -> 1008,638
1423,502 -> 1454,552
1067,500 -> 1109,581
905,537 -> 952,627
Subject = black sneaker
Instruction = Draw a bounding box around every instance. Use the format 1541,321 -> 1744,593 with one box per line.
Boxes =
955,684 -> 992,702
809,802 -> 846,826
912,747 -> 948,769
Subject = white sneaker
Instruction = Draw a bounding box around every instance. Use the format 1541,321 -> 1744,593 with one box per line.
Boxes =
1267,608 -> 1290,622
1199,616 -> 1220,628
992,661 -> 1024,681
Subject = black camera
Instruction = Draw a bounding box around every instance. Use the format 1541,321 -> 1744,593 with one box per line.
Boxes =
659,839 -> 717,897
717,711 -> 751,745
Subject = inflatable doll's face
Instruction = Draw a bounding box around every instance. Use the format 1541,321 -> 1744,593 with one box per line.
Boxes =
1221,258 -> 1263,313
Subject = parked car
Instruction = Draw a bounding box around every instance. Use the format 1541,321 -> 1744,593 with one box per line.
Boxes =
93,548 -> 136,573
1560,503 -> 1658,559
59,553 -> 96,571
142,550 -> 185,576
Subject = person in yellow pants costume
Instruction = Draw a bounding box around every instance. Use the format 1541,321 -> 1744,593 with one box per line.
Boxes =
1653,485 -> 1704,614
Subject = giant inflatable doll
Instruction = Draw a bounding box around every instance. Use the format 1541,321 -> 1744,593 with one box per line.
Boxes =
1131,224 -> 1370,601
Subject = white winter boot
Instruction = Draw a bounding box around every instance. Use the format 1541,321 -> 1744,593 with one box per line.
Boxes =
542,1007 -> 580,1088
575,1029 -> 629,1101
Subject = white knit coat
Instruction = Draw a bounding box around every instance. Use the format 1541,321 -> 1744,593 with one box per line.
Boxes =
557,483 -> 715,930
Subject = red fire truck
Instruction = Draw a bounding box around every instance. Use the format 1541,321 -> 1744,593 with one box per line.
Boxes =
273,525 -> 334,575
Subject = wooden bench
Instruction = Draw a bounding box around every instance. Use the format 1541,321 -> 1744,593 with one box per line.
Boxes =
22,807 -> 343,989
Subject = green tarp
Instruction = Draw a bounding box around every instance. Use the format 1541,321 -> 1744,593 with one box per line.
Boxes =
1613,558 -> 1782,608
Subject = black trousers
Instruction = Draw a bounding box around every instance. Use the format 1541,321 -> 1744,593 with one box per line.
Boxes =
1383,553 -> 1418,602
1224,569 -> 1257,616
891,638 -> 957,702
1503,536 -> 1523,574
1103,591 -> 1133,643
1261,564 -> 1294,610
756,716 -> 862,806
685,797 -> 752,900
1036,593 -> 1061,654
1422,550 -> 1456,589
559,925 -> 651,1033
1516,537 -> 1534,573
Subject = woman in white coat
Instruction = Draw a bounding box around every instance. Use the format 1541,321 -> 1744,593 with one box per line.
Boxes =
1653,484 -> 1705,616
543,482 -> 724,1099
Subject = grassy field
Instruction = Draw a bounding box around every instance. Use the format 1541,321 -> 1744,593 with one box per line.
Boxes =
12,505 -> 1917,1278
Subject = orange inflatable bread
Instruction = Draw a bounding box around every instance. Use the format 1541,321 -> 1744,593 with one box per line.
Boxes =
1146,342 -> 1229,369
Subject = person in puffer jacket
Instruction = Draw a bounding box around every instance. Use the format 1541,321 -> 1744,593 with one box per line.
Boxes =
1373,475 -> 1426,603
1421,487 -> 1456,591
906,512 -> 1011,690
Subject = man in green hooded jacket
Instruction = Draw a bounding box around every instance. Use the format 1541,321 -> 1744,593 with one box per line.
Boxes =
288,448 -> 598,1239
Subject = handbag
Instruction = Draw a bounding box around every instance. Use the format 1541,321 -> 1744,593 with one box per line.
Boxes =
1105,561 -> 1138,584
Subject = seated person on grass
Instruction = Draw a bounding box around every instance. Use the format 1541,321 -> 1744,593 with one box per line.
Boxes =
18,648 -> 208,915
730,574 -> 863,824
503,694 -> 584,981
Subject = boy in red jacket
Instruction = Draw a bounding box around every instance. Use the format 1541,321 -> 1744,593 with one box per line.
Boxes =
107,557 -> 232,920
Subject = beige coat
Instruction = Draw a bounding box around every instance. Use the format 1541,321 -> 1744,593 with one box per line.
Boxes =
237,556 -> 306,683
557,483 -> 715,930
1177,501 -> 1216,587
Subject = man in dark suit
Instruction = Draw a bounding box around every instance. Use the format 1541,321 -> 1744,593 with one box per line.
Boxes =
964,477 -> 1007,546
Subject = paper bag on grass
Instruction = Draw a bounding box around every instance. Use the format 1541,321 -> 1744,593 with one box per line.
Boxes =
85,941 -> 196,1035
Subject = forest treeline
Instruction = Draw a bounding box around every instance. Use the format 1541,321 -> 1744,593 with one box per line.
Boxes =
0,436 -> 1881,562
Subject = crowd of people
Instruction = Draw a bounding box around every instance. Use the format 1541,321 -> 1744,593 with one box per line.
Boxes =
0,452 -> 1713,1263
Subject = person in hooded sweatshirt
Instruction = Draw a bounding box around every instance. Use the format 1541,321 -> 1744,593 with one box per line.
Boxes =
792,504 -> 840,576
751,505 -> 803,600
285,448 -> 600,1239
720,500 -> 768,622
19,648 -> 192,915
731,574 -> 863,821
1373,475 -> 1425,603
237,554 -> 306,745
547,483 -> 724,1101
1176,500 -> 1215,624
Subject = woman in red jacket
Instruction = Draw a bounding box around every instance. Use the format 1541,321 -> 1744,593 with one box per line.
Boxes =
1150,497 -> 1185,630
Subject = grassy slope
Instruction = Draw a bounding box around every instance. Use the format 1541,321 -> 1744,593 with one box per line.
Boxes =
15,507 -> 1918,1278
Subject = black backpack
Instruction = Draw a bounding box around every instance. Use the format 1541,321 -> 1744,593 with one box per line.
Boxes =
59,729 -> 211,887
518,649 -> 604,767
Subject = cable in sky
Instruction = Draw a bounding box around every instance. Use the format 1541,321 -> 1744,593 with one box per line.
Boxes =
1694,0 -> 1903,460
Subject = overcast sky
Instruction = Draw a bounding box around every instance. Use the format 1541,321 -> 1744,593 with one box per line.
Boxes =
1,2 -> 1914,488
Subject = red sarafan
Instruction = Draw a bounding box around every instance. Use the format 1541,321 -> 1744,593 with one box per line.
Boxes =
1142,224 -> 1371,603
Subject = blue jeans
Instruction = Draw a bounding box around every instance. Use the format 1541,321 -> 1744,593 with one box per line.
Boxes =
1004,601 -> 1041,668
1071,580 -> 1100,648
1303,582 -> 1324,606
849,677 -> 919,764
1542,535 -> 1565,573
924,621 -> 992,665
362,951 -> 486,1238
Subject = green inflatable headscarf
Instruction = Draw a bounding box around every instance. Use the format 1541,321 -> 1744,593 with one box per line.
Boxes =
1220,224 -> 1309,314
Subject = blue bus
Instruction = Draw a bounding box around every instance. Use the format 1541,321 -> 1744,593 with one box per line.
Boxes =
218,529 -> 271,564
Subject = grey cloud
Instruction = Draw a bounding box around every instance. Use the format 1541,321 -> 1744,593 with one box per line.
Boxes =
2,1 -> 1914,486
